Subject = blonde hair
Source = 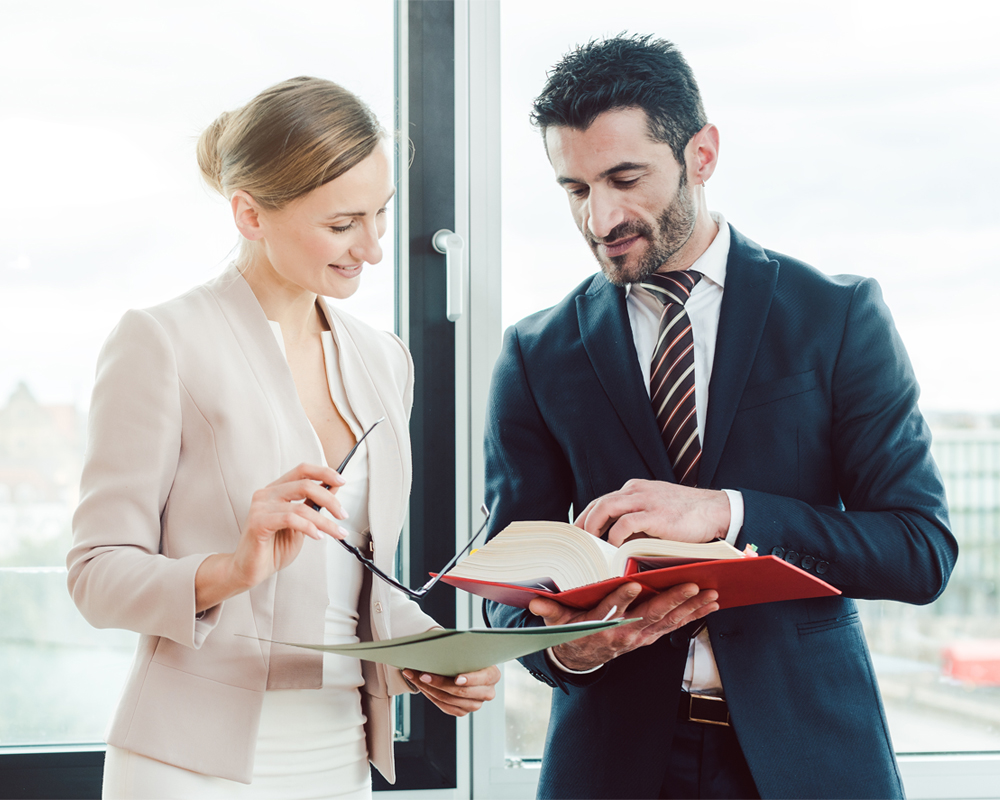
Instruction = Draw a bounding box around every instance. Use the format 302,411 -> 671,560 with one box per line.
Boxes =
196,76 -> 385,210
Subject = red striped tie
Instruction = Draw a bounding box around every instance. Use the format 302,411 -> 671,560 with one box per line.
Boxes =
639,270 -> 702,486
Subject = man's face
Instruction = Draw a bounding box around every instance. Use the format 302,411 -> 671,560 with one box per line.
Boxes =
545,108 -> 697,285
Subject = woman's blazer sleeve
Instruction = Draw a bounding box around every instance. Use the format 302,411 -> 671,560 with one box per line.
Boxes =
67,309 -> 222,648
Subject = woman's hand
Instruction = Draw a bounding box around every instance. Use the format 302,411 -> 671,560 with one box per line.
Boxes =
195,463 -> 348,612
401,665 -> 501,717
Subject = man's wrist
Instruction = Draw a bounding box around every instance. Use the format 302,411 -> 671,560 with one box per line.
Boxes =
546,646 -> 603,674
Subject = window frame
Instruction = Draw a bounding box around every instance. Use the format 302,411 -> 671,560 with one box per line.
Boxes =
375,0 -> 463,790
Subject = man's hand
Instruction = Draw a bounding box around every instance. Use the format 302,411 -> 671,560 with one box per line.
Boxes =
575,479 -> 731,546
528,581 -> 719,671
402,665 -> 501,717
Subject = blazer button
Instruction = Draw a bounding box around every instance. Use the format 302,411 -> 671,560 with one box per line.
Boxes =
800,555 -> 815,570
815,561 -> 830,575
770,546 -> 785,558
374,602 -> 383,613
784,551 -> 800,566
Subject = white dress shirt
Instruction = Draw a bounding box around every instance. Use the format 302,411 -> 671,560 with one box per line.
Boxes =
552,212 -> 742,695
628,211 -> 742,694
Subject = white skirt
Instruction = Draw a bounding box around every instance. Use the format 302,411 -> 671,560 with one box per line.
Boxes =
102,684 -> 370,800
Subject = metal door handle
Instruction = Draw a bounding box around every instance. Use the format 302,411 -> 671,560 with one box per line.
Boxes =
432,229 -> 464,322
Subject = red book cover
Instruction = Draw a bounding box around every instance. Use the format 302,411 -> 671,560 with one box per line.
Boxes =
439,555 -> 839,611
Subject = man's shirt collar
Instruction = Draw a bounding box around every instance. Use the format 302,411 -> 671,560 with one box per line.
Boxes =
626,211 -> 730,298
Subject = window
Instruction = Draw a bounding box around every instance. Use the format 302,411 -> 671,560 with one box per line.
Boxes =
485,0 -> 1000,796
0,1 -> 440,795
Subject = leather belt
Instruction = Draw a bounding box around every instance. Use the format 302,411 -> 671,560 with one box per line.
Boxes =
677,691 -> 730,727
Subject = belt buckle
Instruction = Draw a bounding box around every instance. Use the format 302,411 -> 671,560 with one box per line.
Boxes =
686,692 -> 730,727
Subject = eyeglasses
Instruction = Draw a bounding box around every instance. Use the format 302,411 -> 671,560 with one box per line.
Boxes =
309,417 -> 490,599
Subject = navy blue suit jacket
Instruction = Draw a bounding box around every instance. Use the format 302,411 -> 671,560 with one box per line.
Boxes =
483,226 -> 957,800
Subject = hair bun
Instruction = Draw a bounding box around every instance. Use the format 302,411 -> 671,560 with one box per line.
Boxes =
196,77 -> 384,209
196,110 -> 232,195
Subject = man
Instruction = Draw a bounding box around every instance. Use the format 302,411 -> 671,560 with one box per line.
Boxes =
483,34 -> 957,800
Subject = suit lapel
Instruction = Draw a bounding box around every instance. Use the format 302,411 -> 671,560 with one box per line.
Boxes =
577,278 -> 675,480
700,227 -> 779,488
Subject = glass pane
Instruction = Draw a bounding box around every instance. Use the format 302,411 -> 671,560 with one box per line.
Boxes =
860,430 -> 1000,752
499,0 -> 1000,759
0,0 -> 396,747
504,659 -> 552,764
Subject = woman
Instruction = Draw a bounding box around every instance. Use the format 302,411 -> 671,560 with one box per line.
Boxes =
67,76 -> 499,799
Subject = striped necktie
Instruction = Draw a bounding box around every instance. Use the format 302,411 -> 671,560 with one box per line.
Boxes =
639,270 -> 702,486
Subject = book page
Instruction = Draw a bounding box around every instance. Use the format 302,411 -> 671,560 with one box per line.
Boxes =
447,520 -> 616,590
608,537 -> 744,576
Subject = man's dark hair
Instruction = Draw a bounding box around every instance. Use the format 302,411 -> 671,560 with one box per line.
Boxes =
531,33 -> 707,165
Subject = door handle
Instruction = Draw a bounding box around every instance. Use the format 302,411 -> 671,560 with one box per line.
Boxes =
432,229 -> 464,322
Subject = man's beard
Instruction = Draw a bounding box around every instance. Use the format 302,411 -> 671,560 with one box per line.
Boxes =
585,172 -> 697,286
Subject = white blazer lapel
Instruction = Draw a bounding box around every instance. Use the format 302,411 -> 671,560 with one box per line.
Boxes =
207,265 -> 325,470
208,265 -> 327,681
321,302 -> 410,576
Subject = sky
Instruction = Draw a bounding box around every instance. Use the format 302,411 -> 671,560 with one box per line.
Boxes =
1,0 -> 998,414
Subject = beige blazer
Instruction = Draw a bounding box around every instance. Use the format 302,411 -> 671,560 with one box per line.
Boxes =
67,265 -> 437,784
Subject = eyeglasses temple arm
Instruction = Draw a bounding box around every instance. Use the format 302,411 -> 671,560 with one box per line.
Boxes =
331,503 -> 491,600
335,416 -> 385,473
414,504 -> 491,595
307,417 -> 385,513
333,537 -> 429,599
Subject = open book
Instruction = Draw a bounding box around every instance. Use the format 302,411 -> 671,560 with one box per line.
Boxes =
440,520 -> 839,610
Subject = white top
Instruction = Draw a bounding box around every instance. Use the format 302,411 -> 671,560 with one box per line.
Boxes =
267,320 -> 369,691
261,321 -> 370,798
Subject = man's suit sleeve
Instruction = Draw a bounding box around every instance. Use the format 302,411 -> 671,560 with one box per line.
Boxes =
482,326 -> 602,691
737,277 -> 957,604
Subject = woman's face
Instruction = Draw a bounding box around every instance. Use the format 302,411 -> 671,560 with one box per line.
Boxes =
254,141 -> 394,300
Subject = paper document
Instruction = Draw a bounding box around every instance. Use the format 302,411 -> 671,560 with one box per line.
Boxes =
255,617 -> 635,676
